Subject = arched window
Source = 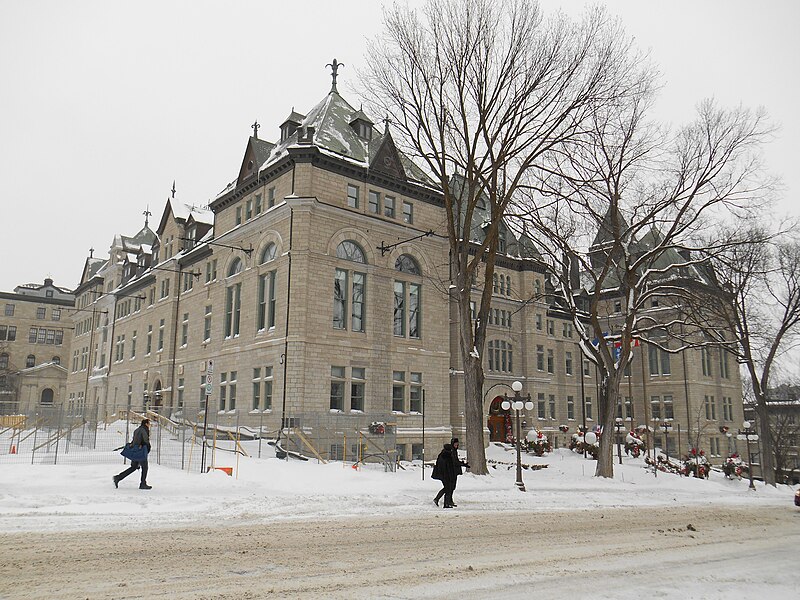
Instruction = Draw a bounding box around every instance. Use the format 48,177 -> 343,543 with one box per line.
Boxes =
52,356 -> 61,365
394,254 -> 422,339
260,243 -> 276,265
40,388 -> 54,405
0,353 -> 8,369
394,254 -> 420,275
336,240 -> 366,263
333,241 -> 367,331
26,354 -> 35,368
227,258 -> 243,277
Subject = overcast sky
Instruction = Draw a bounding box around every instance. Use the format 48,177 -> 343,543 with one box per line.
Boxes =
1,0 -> 797,292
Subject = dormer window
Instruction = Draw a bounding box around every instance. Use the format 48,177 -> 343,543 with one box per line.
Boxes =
350,110 -> 374,140
280,110 -> 306,143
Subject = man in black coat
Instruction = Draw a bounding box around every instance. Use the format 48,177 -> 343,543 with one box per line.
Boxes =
432,438 -> 470,508
113,419 -> 152,490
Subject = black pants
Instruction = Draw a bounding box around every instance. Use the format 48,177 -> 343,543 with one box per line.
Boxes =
116,459 -> 148,485
434,481 -> 455,506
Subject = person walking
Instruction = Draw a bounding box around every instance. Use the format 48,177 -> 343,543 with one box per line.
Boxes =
432,443 -> 457,508
113,418 -> 152,490
448,438 -> 469,507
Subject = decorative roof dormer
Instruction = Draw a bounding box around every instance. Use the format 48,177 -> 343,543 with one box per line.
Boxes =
280,109 -> 305,142
350,107 -> 374,140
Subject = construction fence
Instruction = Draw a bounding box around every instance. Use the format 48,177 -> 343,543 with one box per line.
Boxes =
0,400 -> 402,473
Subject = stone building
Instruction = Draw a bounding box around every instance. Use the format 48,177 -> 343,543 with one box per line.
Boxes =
64,69 -> 743,463
0,278 -> 74,414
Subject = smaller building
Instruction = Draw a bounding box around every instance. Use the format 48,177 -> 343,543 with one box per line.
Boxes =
745,385 -> 800,484
0,278 -> 74,414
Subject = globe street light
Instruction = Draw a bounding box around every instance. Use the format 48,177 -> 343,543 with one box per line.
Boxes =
737,421 -> 759,490
502,381 -> 534,492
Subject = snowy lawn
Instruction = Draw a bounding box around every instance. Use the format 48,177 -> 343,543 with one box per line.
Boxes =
0,442 -> 793,533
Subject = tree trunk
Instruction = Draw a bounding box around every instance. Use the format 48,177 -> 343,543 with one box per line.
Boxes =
755,398 -> 776,486
463,354 -> 487,475
595,373 -> 617,478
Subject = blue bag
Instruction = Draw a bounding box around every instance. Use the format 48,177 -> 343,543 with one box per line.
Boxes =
121,443 -> 148,462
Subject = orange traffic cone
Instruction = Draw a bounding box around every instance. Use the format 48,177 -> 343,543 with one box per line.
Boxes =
10,445 -> 16,454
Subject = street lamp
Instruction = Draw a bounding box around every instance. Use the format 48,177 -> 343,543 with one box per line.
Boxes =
737,421 -> 759,490
615,418 -> 625,465
502,381 -> 534,492
660,421 -> 673,464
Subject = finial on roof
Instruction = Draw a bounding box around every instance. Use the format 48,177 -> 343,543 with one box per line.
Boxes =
89,247 -> 94,258
171,181 -> 176,199
383,115 -> 392,134
326,58 -> 345,93
251,120 -> 260,139
143,205 -> 152,227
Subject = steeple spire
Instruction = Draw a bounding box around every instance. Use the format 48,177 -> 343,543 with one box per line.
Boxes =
326,58 -> 345,93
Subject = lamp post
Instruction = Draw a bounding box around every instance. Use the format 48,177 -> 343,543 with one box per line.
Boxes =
660,421 -> 673,464
502,381 -> 533,492
615,418 -> 625,465
737,421 -> 759,490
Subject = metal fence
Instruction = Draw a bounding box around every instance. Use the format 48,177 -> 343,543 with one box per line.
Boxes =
0,401 -> 400,473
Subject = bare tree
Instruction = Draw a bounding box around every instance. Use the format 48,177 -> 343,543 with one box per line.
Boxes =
360,0 -> 638,474
515,87 -> 773,477
684,229 -> 800,486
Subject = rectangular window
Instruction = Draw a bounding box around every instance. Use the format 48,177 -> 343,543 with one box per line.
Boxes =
565,351 -> 573,375
384,196 -> 395,218
537,393 -> 546,419
245,199 -> 253,220
252,368 -> 261,410
263,367 -> 273,410
549,394 -> 556,420
330,366 -> 345,410
394,281 -> 406,336
410,372 -> 422,413
536,345 -> 544,371
547,320 -> 554,336
4,304 -> 14,316
181,313 -> 189,346
347,184 -> 359,208
351,367 -> 365,412
585,396 -> 593,420
219,372 -> 227,411
183,271 -> 194,292
158,319 -> 165,351
651,396 -> 661,420
146,325 -> 152,355
255,193 -> 263,215
235,205 -> 242,225
567,396 -> 575,420
547,349 -> 554,374
130,330 -> 137,359
408,283 -> 420,339
268,187 -> 276,208
204,305 -> 212,341
352,272 -> 365,333
228,371 -> 237,411
701,348 -> 711,376
719,350 -> 730,379
258,271 -> 277,330
660,347 -> 671,375
368,190 -> 380,214
29,327 -> 37,343
392,371 -> 405,412
333,269 -> 347,330
0,325 -> 6,341
649,345 -> 659,376
177,378 -> 184,408
225,283 -> 242,337
7,326 -> 16,341
52,308 -> 61,321
402,201 -> 413,224
723,396 -> 733,421
663,395 -> 674,420
583,359 -> 591,377
535,314 -> 542,330
36,307 -> 46,319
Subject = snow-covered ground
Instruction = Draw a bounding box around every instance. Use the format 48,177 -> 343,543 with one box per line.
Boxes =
1,425 -> 798,599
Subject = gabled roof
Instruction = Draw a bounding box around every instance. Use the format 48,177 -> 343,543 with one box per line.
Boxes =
237,136 -> 277,184
590,203 -> 630,251
156,199 -> 214,233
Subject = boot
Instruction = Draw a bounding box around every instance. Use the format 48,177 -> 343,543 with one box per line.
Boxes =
139,483 -> 152,490
433,497 -> 440,507
113,476 -> 119,489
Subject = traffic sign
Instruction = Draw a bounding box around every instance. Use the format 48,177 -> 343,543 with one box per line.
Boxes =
205,383 -> 212,395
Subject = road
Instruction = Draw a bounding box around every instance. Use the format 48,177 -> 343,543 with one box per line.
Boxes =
1,505 -> 798,599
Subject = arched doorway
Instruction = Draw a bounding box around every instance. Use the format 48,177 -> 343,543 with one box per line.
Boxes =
152,380 -> 163,408
487,396 -> 513,443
